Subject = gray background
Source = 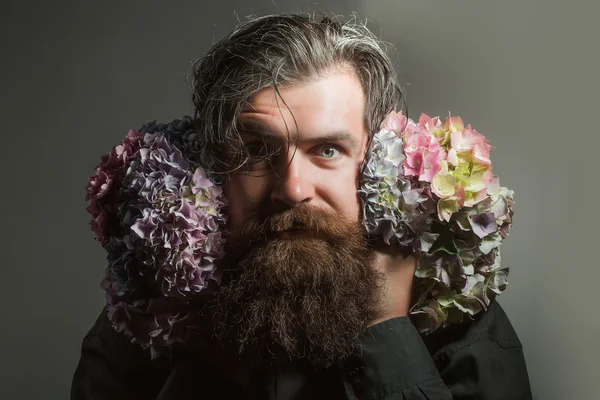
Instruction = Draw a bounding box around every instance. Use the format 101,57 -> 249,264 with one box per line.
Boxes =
2,0 -> 598,399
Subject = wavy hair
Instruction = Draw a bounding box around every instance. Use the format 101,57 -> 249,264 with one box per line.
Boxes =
190,13 -> 404,175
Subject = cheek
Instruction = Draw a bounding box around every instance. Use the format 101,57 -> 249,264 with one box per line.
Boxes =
317,166 -> 362,221
223,176 -> 270,229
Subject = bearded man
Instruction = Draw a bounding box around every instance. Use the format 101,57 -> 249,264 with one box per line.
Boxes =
72,14 -> 532,400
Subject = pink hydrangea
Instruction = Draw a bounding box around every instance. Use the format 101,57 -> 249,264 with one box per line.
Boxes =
360,111 -> 515,334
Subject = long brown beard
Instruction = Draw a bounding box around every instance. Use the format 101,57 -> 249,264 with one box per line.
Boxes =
207,204 -> 382,369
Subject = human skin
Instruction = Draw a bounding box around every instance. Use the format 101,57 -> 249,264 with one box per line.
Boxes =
222,70 -> 416,322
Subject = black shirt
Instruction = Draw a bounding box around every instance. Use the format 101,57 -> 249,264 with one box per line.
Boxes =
71,300 -> 532,399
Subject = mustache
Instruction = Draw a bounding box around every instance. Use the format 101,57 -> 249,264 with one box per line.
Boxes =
227,204 -> 357,243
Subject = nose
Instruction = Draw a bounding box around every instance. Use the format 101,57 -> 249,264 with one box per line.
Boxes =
270,151 -> 316,206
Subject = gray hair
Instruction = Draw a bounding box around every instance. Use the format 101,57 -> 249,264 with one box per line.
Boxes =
190,13 -> 404,175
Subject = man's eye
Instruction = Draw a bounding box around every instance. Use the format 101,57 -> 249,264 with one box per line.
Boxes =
246,143 -> 266,158
243,142 -> 281,172
317,145 -> 342,159
246,142 -> 279,159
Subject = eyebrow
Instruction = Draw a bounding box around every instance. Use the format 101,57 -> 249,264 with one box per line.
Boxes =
237,120 -> 361,150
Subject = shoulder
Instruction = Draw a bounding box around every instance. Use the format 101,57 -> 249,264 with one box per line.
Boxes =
419,301 -> 533,399
422,300 -> 523,366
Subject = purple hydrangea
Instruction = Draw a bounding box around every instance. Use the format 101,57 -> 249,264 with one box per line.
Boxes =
86,118 -> 227,354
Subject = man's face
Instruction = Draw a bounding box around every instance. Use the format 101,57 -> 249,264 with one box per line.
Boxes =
211,71 -> 381,368
224,71 -> 369,229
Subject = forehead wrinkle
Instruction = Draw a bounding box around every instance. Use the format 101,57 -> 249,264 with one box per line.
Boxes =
238,119 -> 361,150
238,119 -> 286,140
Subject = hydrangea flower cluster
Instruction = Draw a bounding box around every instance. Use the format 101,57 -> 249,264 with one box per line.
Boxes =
359,112 -> 514,333
85,117 -> 227,354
